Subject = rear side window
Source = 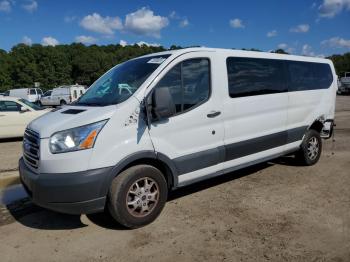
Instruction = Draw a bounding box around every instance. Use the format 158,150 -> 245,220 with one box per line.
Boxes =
29,89 -> 36,95
226,57 -> 286,98
313,63 -> 333,89
287,61 -> 333,91
155,58 -> 210,114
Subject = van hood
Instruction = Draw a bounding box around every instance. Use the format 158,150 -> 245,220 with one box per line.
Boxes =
28,105 -> 117,138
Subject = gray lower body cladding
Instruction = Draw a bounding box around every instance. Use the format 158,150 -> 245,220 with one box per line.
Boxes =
19,126 -> 308,215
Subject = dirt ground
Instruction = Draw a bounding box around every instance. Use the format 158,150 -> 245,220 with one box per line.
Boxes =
0,96 -> 349,262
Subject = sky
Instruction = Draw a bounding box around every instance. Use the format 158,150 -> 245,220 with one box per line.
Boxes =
0,0 -> 349,57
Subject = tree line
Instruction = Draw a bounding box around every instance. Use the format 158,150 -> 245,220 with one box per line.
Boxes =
0,43 -> 349,92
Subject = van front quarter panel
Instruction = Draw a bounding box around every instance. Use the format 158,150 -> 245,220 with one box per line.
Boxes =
89,97 -> 155,170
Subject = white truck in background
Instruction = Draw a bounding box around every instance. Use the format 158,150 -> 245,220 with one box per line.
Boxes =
7,88 -> 43,103
338,72 -> 350,94
40,85 -> 86,106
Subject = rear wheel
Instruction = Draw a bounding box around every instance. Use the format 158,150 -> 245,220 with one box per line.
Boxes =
296,129 -> 322,166
60,100 -> 66,106
108,165 -> 168,228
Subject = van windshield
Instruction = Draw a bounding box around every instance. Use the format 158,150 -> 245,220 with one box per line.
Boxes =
75,55 -> 170,106
19,99 -> 42,110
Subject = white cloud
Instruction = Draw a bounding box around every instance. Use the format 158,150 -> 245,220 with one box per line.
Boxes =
277,43 -> 295,53
136,41 -> 160,47
22,36 -> 32,45
80,13 -> 123,35
321,37 -> 350,48
267,30 -> 277,37
169,11 -> 178,19
278,43 -> 288,49
318,0 -> 350,18
119,40 -> 127,47
302,44 -> 315,56
229,18 -> 245,28
64,16 -> 77,23
0,0 -> 11,12
179,18 -> 189,28
22,0 -> 38,13
124,7 -> 169,38
75,35 -> 97,45
168,10 -> 189,28
290,24 -> 310,33
41,36 -> 59,46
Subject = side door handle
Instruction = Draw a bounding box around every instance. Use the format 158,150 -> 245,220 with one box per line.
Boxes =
207,111 -> 221,118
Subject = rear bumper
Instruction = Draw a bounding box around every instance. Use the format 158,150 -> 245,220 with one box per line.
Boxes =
320,119 -> 335,139
19,158 -> 112,214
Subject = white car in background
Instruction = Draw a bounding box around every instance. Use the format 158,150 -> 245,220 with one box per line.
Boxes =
40,85 -> 86,106
8,88 -> 43,103
0,96 -> 49,138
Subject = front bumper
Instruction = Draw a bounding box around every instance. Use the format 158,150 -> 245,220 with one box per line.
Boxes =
19,158 -> 112,214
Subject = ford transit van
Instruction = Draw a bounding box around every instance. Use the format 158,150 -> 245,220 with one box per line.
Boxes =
19,48 -> 336,228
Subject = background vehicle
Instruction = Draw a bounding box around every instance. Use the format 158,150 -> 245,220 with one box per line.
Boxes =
20,48 -> 336,228
43,90 -> 52,97
0,96 -> 49,138
8,88 -> 43,103
38,90 -> 52,106
338,72 -> 350,94
40,85 -> 85,106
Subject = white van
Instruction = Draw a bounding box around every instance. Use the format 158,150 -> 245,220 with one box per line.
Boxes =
19,48 -> 336,228
9,88 -> 43,103
40,85 -> 86,106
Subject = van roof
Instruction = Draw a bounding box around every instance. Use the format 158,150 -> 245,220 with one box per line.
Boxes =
140,47 -> 331,64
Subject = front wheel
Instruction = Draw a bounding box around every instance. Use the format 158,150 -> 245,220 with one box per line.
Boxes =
108,165 -> 168,228
296,129 -> 322,166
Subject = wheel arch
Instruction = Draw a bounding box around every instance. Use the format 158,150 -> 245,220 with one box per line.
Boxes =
308,119 -> 324,133
101,151 -> 179,196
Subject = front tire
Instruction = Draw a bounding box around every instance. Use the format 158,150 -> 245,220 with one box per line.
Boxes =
108,165 -> 168,228
296,129 -> 322,166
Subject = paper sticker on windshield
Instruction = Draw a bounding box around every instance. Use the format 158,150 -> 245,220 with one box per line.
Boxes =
147,57 -> 166,64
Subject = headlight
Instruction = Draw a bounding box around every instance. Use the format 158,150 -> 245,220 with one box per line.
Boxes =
49,120 -> 108,154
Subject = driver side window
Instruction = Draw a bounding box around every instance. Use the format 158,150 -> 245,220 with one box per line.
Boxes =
154,58 -> 210,115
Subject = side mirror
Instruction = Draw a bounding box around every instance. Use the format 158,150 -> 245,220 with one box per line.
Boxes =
152,87 -> 176,120
20,106 -> 29,113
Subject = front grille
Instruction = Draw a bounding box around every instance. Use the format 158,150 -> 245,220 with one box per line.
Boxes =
23,128 -> 40,169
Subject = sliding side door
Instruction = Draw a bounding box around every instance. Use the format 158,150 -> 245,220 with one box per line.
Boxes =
222,56 -> 289,170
